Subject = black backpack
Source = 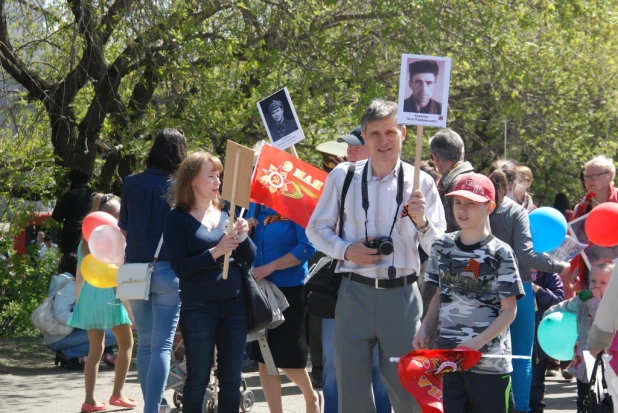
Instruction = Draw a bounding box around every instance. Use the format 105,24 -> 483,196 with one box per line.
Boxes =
302,163 -> 356,319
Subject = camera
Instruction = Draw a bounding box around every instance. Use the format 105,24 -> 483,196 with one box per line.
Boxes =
365,236 -> 394,256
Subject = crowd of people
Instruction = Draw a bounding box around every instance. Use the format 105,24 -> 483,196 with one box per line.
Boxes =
37,100 -> 618,413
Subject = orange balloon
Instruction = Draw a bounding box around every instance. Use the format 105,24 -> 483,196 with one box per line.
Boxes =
80,254 -> 119,288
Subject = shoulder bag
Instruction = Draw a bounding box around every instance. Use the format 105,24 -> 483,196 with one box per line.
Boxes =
116,235 -> 163,301
31,278 -> 74,336
301,162 -> 356,319
584,352 -> 614,413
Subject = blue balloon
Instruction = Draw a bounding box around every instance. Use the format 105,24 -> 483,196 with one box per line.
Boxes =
538,311 -> 577,361
529,207 -> 567,253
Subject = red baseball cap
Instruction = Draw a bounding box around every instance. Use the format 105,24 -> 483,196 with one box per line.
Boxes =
446,173 -> 495,203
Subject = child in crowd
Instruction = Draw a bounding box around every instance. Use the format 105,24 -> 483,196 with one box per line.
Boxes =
545,259 -> 614,413
530,270 -> 565,413
414,173 -> 525,413
68,193 -> 136,413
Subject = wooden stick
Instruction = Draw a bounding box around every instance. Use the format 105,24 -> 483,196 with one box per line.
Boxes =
288,144 -> 299,159
412,125 -> 424,192
222,147 -> 242,280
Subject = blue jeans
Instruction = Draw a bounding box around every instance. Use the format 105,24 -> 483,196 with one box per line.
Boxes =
129,261 -> 181,413
179,297 -> 248,413
322,318 -> 392,413
510,282 -> 535,412
47,328 -> 116,358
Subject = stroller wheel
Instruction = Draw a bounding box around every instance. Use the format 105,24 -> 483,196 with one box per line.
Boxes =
240,390 -> 255,412
173,391 -> 182,408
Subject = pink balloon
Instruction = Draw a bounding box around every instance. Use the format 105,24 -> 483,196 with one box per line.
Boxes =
82,211 -> 119,242
88,225 -> 126,266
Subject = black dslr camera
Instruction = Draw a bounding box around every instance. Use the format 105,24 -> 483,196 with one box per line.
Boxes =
365,236 -> 394,256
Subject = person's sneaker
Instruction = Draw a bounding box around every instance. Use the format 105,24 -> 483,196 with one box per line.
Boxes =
242,359 -> 259,373
561,369 -> 574,380
159,398 -> 171,413
545,368 -> 557,377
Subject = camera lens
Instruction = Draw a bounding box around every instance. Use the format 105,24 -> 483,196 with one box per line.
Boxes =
379,239 -> 394,256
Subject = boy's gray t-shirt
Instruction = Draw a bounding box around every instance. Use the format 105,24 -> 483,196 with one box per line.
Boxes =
425,232 -> 525,374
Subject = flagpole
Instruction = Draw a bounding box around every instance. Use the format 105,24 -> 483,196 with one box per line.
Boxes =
288,144 -> 299,159
222,146 -> 242,280
389,355 -> 531,363
413,126 -> 423,192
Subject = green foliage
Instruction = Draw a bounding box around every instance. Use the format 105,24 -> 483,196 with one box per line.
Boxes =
0,0 -> 617,206
0,219 -> 59,337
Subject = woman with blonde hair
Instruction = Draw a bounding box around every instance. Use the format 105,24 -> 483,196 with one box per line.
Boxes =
68,193 -> 136,412
164,151 -> 255,413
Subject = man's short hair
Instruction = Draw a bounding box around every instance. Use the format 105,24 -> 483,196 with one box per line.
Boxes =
360,100 -> 401,132
43,235 -> 52,242
409,60 -> 439,79
67,169 -> 90,186
429,129 -> 465,162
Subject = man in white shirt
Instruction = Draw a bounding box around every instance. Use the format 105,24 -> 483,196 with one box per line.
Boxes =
306,100 -> 446,413
39,235 -> 59,258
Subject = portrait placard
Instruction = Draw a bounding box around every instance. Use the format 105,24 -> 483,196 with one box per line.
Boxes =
397,54 -> 452,128
257,87 -> 305,150
221,140 -> 255,210
568,212 -> 618,270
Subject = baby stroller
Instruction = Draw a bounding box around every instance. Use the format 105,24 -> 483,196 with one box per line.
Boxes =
167,328 -> 277,412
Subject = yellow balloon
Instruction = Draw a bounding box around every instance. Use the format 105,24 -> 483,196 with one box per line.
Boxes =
81,254 -> 119,288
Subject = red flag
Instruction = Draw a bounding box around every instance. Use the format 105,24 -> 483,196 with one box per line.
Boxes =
397,348 -> 482,413
250,145 -> 328,228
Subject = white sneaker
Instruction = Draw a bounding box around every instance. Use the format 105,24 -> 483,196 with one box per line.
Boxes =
160,398 -> 171,413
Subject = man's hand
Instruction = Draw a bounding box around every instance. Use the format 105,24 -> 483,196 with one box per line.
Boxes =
253,263 -> 275,281
559,262 -> 571,277
343,238 -> 380,266
406,190 -> 427,227
412,327 -> 429,350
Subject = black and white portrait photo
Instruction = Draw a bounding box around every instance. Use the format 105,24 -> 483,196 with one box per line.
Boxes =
397,54 -> 452,128
257,88 -> 305,150
569,213 -> 618,269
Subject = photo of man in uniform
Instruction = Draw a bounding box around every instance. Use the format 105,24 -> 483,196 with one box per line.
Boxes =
265,98 -> 298,142
403,60 -> 442,115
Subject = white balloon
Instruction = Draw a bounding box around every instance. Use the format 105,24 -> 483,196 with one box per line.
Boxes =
88,225 -> 126,266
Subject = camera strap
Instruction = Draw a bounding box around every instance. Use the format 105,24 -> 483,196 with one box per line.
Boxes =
361,160 -> 404,244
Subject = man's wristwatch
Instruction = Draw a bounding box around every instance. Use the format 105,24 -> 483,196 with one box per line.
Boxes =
415,217 -> 430,234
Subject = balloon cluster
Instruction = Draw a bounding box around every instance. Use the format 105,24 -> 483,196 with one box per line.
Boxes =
81,212 -> 125,288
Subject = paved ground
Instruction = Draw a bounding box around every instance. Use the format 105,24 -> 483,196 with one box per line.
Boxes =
3,359 -> 578,413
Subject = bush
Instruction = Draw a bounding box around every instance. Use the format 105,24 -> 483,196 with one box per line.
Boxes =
0,213 -> 60,337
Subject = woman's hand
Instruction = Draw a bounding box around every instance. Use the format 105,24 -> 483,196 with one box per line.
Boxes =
253,263 -> 275,281
211,233 -> 241,259
233,218 -> 250,236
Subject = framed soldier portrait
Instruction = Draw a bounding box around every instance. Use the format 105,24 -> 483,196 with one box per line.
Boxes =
397,54 -> 452,128
257,87 -> 305,150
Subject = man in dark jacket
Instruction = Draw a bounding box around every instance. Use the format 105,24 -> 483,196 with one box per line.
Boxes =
429,129 -> 474,233
52,169 -> 93,255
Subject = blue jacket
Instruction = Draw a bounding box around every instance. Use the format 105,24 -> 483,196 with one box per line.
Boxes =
534,271 -> 565,324
248,204 -> 316,287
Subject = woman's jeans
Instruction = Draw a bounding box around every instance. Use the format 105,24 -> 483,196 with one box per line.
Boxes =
47,328 -> 116,358
322,318 -> 392,413
179,297 -> 248,413
129,261 -> 181,413
510,282 -> 535,412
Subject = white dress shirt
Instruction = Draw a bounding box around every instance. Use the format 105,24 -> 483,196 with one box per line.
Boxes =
306,158 -> 446,280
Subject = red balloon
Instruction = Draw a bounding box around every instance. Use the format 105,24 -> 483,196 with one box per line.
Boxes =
82,211 -> 119,242
585,202 -> 618,247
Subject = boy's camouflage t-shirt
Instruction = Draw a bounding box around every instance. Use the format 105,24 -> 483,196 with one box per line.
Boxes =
425,232 -> 525,374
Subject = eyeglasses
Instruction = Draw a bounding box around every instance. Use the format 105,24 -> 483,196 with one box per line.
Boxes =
582,172 -> 610,182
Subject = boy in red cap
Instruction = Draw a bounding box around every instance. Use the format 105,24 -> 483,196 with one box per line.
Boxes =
413,173 -> 525,413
